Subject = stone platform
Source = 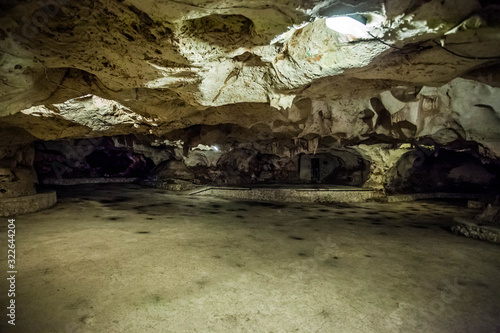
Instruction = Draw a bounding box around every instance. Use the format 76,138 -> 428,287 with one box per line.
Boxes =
141,179 -> 198,191
189,184 -> 383,203
0,191 -> 57,217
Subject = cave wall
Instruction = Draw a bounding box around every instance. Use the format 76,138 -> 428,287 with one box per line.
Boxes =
386,147 -> 500,194
1,1 -> 499,156
34,135 -> 373,186
1,0 -> 499,196
0,128 -> 37,198
31,134 -> 500,194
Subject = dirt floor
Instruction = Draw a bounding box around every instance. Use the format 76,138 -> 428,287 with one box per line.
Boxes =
1,183 -> 500,333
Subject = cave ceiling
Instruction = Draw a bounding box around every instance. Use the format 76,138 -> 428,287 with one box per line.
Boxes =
0,0 -> 500,155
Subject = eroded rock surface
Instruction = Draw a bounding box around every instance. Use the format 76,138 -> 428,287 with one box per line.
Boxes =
1,0 -> 500,192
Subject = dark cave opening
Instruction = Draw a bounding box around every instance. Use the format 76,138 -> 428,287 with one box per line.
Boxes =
387,148 -> 500,193
85,150 -> 154,177
33,137 -> 155,181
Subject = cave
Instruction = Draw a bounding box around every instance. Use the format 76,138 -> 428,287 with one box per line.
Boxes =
1,0 -> 500,332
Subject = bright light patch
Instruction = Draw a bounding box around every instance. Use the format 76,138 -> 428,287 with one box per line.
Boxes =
325,16 -> 370,39
213,146 -> 219,151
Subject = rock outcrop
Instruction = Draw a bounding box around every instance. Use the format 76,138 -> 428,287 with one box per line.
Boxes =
1,0 -> 499,192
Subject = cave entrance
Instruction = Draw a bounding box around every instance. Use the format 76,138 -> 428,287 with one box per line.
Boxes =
387,148 -> 500,193
299,153 -> 368,185
311,158 -> 320,182
85,150 -> 154,177
299,154 -> 339,184
33,137 -> 157,182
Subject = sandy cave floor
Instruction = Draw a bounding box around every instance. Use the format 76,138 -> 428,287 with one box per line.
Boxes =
1,183 -> 500,333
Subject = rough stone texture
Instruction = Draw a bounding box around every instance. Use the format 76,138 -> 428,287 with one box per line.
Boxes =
0,167 -> 37,198
140,178 -> 199,191
0,140 -> 38,198
0,190 -> 57,216
452,198 -> 500,243
191,185 -> 383,203
476,202 -> 500,224
452,218 -> 500,244
355,144 -> 410,191
1,0 -> 500,192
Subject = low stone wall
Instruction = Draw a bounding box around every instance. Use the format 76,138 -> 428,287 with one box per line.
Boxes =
41,178 -> 139,185
386,192 -> 489,203
190,186 -> 383,203
0,167 -> 37,199
141,179 -> 199,191
0,191 -> 57,217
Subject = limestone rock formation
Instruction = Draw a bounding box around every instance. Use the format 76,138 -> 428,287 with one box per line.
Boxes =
1,0 -> 500,193
452,198 -> 500,244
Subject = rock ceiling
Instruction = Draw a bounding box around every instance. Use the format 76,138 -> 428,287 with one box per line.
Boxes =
0,0 -> 500,155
